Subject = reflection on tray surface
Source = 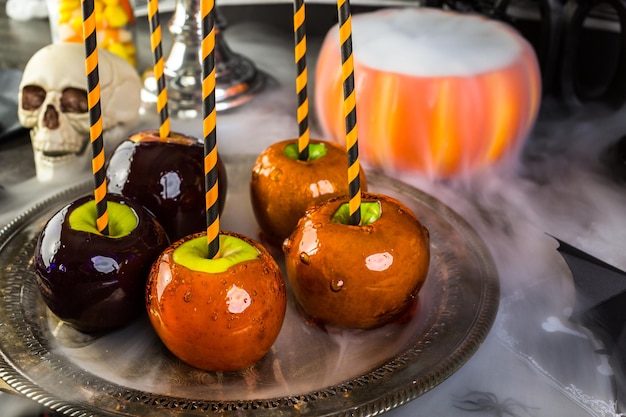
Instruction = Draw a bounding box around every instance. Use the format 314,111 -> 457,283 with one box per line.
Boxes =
0,162 -> 498,416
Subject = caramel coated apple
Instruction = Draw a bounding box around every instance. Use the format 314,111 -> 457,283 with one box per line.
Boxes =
283,192 -> 430,329
146,231 -> 287,371
250,139 -> 367,246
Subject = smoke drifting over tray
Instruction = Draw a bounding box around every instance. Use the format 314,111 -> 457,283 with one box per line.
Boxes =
389,99 -> 626,415
0,22 -> 624,416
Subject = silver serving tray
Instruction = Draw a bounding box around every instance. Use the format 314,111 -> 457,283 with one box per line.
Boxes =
0,155 -> 498,417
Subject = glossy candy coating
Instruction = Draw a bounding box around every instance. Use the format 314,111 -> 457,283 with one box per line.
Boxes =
250,139 -> 367,247
106,130 -> 227,243
146,231 -> 287,372
33,194 -> 169,333
283,192 -> 430,329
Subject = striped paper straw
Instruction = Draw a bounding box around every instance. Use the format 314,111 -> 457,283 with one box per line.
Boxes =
81,0 -> 109,235
147,0 -> 170,139
337,0 -> 361,226
293,0 -> 309,161
201,0 -> 220,259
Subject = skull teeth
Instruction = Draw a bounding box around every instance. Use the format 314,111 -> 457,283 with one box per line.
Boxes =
33,148 -> 81,160
34,138 -> 89,158
42,150 -> 75,158
39,152 -> 76,163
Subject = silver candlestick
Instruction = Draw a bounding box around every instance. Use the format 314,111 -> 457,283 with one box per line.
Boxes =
143,0 -> 266,117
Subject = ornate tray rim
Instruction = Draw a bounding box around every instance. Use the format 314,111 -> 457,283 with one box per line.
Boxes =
0,169 -> 499,417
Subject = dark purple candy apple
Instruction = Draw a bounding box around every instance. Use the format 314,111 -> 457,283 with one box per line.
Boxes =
33,194 -> 169,333
106,130 -> 227,242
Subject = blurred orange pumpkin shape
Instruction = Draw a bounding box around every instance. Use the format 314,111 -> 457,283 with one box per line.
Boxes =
315,8 -> 542,178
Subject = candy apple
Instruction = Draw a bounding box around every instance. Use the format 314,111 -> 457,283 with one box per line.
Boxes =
34,194 -> 169,333
146,231 -> 287,372
283,192 -> 430,329
106,130 -> 227,242
315,7 -> 541,177
250,139 -> 367,247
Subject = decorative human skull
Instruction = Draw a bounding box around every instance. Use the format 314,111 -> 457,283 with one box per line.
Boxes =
18,43 -> 142,183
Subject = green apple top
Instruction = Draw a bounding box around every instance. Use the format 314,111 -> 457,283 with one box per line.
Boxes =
173,234 -> 261,273
68,200 -> 138,238
331,201 -> 382,225
283,143 -> 327,161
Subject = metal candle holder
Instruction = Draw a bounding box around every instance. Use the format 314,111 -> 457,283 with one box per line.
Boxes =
143,0 -> 266,117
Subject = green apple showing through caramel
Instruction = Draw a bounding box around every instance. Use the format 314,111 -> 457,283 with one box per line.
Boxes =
283,192 -> 430,329
146,231 -> 287,372
34,194 -> 169,333
106,130 -> 227,242
250,139 -> 367,246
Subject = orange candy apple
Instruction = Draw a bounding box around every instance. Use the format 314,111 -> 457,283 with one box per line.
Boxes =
283,192 -> 430,329
250,139 -> 367,246
146,232 -> 287,371
315,8 -> 541,177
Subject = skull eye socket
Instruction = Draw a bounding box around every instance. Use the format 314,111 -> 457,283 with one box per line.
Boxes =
61,88 -> 89,113
22,85 -> 46,111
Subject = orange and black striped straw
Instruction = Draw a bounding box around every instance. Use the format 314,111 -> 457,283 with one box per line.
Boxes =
293,0 -> 309,161
81,0 -> 109,235
337,0 -> 361,226
201,0 -> 220,259
147,0 -> 170,139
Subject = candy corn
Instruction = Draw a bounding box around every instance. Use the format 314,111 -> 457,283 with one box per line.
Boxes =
52,0 -> 136,65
